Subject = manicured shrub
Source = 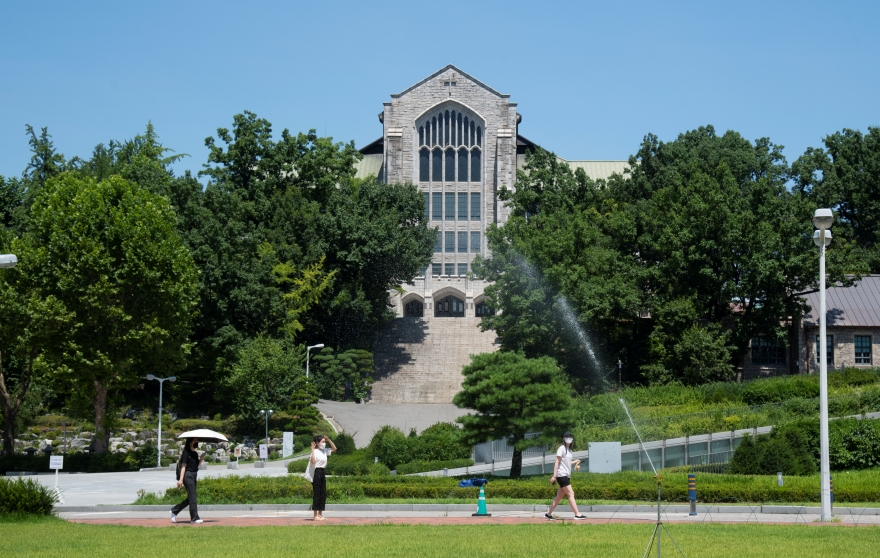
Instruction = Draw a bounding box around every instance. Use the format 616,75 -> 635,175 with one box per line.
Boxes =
0,477 -> 59,515
829,393 -> 860,417
408,422 -> 471,462
333,432 -> 356,455
829,418 -> 880,470
741,376 -> 819,405
368,426 -> 412,470
396,458 -> 474,475
729,426 -> 816,476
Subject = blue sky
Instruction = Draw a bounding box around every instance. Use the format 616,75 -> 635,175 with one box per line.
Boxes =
1,1 -> 878,179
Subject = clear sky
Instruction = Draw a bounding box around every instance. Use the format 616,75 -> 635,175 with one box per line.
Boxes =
1,1 -> 878,179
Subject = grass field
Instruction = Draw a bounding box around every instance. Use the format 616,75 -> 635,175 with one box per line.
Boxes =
4,516 -> 879,557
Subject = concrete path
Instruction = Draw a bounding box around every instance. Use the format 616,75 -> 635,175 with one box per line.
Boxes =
316,400 -> 464,447
60,506 -> 880,527
33,461 -> 302,507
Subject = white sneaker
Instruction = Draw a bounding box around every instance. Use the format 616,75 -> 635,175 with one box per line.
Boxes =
171,512 -> 177,523
192,519 -> 203,524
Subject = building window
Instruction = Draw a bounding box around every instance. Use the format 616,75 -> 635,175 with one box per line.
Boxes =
458,193 -> 468,221
404,300 -> 423,317
470,231 -> 480,252
434,230 -> 441,253
816,335 -> 834,366
435,295 -> 465,317
432,148 -> 442,181
431,263 -> 441,276
471,193 -> 480,220
476,301 -> 494,316
419,148 -> 429,182
477,126 -> 482,146
855,335 -> 872,365
457,263 -> 468,276
444,231 -> 455,253
445,148 -> 455,181
471,148 -> 481,181
458,231 -> 467,253
423,192 -> 429,218
458,148 -> 468,182
751,337 -> 787,366
432,192 -> 442,221
444,263 -> 455,276
445,192 -> 455,221
444,111 -> 450,145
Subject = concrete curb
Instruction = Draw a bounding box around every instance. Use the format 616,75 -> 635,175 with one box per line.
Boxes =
54,503 -> 880,515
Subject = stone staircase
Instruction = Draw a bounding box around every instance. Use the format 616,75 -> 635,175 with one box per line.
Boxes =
370,317 -> 498,403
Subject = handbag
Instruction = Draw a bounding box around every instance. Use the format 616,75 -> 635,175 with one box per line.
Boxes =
304,459 -> 315,483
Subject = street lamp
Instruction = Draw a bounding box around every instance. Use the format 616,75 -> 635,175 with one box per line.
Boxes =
259,409 -> 273,461
813,208 -> 833,522
0,254 -> 17,269
145,374 -> 176,468
306,344 -> 324,378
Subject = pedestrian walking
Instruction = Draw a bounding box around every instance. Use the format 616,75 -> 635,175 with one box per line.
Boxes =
171,437 -> 205,524
545,431 -> 585,520
309,435 -> 337,521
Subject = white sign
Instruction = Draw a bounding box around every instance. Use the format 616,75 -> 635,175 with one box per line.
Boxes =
233,446 -> 242,458
588,442 -> 621,473
259,444 -> 268,460
49,455 -> 64,470
282,432 -> 293,458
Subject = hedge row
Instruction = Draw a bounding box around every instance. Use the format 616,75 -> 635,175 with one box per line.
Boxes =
0,478 -> 58,515
287,454 -> 390,476
396,458 -> 475,475
145,469 -> 880,504
0,448 -> 158,474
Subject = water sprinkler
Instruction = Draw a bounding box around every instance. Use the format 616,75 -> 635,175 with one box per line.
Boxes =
619,398 -> 686,558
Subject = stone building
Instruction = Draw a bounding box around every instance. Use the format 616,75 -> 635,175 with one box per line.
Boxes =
739,275 -> 880,379
357,66 -> 628,403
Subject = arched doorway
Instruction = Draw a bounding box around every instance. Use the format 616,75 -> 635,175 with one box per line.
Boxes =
404,299 -> 424,317
435,295 -> 465,317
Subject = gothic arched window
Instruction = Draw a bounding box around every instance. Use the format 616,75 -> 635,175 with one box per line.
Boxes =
477,126 -> 482,146
405,300 -> 424,317
458,148 -> 468,182
444,111 -> 450,145
435,295 -> 465,317
471,148 -> 481,182
432,148 -> 442,182
419,148 -> 429,182
419,126 -> 424,146
445,148 -> 455,182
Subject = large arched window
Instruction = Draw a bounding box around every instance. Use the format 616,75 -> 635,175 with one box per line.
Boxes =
419,148 -> 429,182
417,106 -> 484,183
435,295 -> 465,318
404,300 -> 424,317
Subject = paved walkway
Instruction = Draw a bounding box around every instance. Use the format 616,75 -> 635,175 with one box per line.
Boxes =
61,508 -> 880,527
316,400 -> 462,447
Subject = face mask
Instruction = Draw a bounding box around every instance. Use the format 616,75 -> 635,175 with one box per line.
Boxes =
319,443 -> 326,450
192,442 -> 199,449
564,438 -> 573,445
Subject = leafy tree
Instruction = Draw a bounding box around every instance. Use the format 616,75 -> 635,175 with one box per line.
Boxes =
26,173 -> 198,453
225,336 -> 304,433
453,352 -> 573,478
0,177 -> 24,230
311,347 -> 374,401
791,127 -> 880,273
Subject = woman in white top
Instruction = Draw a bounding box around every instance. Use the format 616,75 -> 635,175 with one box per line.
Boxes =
546,431 -> 585,520
310,435 -> 336,521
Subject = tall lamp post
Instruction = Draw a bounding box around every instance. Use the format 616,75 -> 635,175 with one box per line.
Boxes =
306,343 -> 324,378
0,254 -> 18,269
145,374 -> 176,468
813,208 -> 833,521
259,409 -> 273,461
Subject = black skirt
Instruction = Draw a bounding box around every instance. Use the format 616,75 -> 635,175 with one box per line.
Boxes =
312,467 -> 327,511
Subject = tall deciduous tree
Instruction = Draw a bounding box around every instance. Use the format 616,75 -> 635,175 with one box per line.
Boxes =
26,173 -> 198,453
454,352 -> 572,478
792,127 -> 880,273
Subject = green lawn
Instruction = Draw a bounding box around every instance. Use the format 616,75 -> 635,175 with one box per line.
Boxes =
4,516 -> 879,557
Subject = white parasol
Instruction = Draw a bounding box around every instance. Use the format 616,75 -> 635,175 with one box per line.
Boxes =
177,429 -> 229,443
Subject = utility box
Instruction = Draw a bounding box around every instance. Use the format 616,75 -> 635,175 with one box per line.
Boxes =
588,442 -> 621,473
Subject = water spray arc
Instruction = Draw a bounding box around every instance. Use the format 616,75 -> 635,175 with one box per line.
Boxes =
620,398 -> 686,558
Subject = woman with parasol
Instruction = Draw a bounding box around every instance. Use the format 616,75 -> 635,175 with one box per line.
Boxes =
171,429 -> 227,524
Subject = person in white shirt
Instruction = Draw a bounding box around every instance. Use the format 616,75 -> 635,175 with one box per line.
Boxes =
309,435 -> 336,521
546,431 -> 585,520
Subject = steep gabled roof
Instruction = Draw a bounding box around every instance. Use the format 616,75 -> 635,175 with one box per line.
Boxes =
393,64 -> 510,99
803,275 -> 880,327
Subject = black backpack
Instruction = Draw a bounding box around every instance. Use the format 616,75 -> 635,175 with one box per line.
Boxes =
175,451 -> 183,481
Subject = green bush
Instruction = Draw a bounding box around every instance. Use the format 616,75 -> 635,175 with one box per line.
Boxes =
829,419 -> 880,470
829,393 -> 860,417
0,448 -> 163,474
859,386 -> 880,412
829,367 -> 880,388
741,376 -> 819,405
396,458 -> 475,475
368,426 -> 412,469
170,418 -> 229,433
729,426 -> 817,476
286,452 -> 390,476
0,478 -> 59,515
333,433 -> 356,455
